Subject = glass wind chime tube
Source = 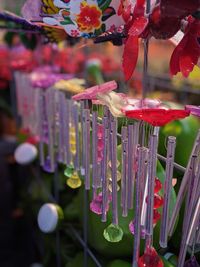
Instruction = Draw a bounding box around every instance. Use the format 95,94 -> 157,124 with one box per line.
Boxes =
178,156 -> 199,267
83,108 -> 91,190
38,90 -> 45,167
132,147 -> 148,266
127,124 -> 134,209
45,89 -> 56,173
65,99 -> 71,166
145,133 -> 159,239
168,130 -> 200,237
101,109 -> 109,222
128,122 -> 140,210
92,111 -> 98,195
53,91 -> 59,151
103,115 -> 123,243
110,117 -> 118,226
72,102 -> 80,170
159,136 -> 176,248
121,126 -> 128,217
182,157 -> 199,233
186,197 -> 200,248
187,161 -> 200,248
58,92 -> 65,163
80,101 -> 85,175
140,156 -> 149,238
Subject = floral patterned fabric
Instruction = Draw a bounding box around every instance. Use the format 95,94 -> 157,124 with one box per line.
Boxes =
43,0 -> 125,38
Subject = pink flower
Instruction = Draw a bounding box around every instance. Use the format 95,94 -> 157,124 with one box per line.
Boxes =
108,24 -> 116,32
70,30 -> 80,37
72,80 -> 117,100
185,105 -> 200,117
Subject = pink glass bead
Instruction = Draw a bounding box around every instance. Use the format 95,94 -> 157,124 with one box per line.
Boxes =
129,220 -> 146,238
90,193 -> 112,215
97,124 -> 104,138
97,150 -> 103,162
154,177 -> 162,193
138,246 -> 164,267
97,139 -> 104,151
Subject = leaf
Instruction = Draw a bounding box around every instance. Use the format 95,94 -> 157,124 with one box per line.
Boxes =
122,35 -> 139,81
101,23 -> 106,33
99,0 -> 112,12
94,28 -> 103,36
60,18 -> 74,25
102,7 -> 116,21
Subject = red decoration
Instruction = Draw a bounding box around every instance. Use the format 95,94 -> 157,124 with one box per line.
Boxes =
26,135 -> 40,145
170,17 -> 200,77
125,109 -> 190,126
122,35 -> 139,81
122,0 -> 148,81
146,194 -> 164,209
153,194 -> 164,209
138,246 -> 164,267
118,0 -> 132,23
154,177 -> 162,193
153,209 -> 161,225
121,0 -> 200,80
0,47 -> 12,89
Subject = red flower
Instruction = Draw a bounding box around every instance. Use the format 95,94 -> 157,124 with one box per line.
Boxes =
76,2 -> 102,33
125,109 -> 190,126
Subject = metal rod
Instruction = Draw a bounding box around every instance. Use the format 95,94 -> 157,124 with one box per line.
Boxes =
69,226 -> 102,267
157,154 -> 186,173
83,189 -> 89,267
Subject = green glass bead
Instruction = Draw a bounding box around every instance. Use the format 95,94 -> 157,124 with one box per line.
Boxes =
64,164 -> 74,177
103,224 -> 123,243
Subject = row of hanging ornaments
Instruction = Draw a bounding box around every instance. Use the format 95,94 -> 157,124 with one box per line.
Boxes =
14,68 -> 200,267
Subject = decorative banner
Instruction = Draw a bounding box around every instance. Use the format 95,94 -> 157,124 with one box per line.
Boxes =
43,0 -> 125,38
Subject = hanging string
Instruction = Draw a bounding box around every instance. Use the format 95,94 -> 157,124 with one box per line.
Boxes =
142,0 -> 151,99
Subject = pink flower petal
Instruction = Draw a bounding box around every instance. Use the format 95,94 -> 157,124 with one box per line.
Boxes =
72,80 -> 117,101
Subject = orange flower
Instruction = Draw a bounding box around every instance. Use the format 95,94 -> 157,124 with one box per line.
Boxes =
76,2 -> 102,33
